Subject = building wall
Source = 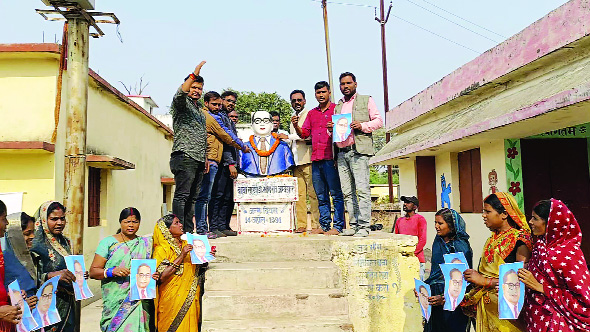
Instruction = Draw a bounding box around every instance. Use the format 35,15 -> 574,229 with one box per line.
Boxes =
0,55 -> 59,142
0,152 -> 55,214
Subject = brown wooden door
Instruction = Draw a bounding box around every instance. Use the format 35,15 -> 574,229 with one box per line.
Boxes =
521,138 -> 590,260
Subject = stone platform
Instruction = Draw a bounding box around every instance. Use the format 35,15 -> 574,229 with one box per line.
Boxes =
202,232 -> 422,332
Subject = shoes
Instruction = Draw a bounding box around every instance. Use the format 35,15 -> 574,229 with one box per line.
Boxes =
324,229 -> 340,236
206,232 -> 218,239
212,230 -> 227,237
222,229 -> 238,236
310,228 -> 325,234
339,229 -> 356,236
294,227 -> 307,233
353,228 -> 369,237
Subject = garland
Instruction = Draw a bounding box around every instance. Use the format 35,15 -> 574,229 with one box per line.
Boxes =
250,132 -> 281,157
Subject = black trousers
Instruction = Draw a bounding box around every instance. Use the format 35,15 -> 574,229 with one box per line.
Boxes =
170,152 -> 204,233
208,165 -> 235,231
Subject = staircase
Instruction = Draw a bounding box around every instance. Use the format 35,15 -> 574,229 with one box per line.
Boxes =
201,235 -> 353,331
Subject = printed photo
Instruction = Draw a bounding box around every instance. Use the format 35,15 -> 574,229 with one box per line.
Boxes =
32,276 -> 61,328
443,252 -> 468,266
499,262 -> 525,319
414,278 -> 432,322
187,233 -> 215,264
332,114 -> 352,143
130,259 -> 157,300
65,255 -> 93,300
441,263 -> 468,311
8,280 -> 39,332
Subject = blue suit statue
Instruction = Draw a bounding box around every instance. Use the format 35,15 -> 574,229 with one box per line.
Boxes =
239,111 -> 294,177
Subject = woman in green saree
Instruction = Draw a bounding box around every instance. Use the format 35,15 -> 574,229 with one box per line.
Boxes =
89,207 -> 156,332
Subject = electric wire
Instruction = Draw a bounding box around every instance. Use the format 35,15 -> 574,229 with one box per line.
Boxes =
416,0 -> 507,38
311,0 -> 482,54
405,0 -> 499,43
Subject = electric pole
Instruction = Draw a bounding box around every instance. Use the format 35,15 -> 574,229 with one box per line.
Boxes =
322,0 -> 335,101
375,1 -> 394,203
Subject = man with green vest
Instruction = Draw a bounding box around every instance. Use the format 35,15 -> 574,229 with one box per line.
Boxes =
330,72 -> 383,237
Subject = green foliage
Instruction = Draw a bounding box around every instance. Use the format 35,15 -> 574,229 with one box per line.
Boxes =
225,88 -> 292,130
370,167 -> 399,184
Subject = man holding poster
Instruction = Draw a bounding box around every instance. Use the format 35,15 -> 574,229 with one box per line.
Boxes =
331,72 -> 383,238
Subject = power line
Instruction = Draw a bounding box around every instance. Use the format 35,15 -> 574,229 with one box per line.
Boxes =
311,0 -> 482,54
405,0 -> 499,43
391,14 -> 481,54
417,0 -> 507,38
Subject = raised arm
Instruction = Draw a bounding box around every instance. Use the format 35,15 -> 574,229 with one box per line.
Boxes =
181,61 -> 206,93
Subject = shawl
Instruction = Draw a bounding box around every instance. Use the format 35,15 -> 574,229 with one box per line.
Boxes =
425,209 -> 473,292
524,199 -> 590,332
4,212 -> 38,296
483,193 -> 532,264
30,201 -> 72,267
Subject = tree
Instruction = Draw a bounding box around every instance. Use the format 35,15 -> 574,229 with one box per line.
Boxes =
224,89 -> 292,130
370,128 -> 399,184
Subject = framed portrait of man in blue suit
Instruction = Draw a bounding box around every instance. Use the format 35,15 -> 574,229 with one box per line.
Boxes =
32,276 -> 61,329
65,255 -> 93,300
130,259 -> 157,300
499,262 -> 524,319
8,280 -> 39,332
441,263 -> 468,311
414,279 -> 432,322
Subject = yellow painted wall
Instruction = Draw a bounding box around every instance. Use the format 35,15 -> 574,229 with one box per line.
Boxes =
398,160 -> 417,197
0,55 -> 59,142
480,140 -> 508,195
0,152 -> 55,214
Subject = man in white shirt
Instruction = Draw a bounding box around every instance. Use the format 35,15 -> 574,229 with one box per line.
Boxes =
288,90 -> 320,233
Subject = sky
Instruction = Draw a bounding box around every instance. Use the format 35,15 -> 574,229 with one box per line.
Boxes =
0,0 -> 569,116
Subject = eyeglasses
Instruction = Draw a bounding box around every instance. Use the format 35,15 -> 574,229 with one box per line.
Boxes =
504,282 -> 520,290
224,99 -> 236,104
451,280 -> 463,286
137,273 -> 151,279
41,293 -> 54,300
49,216 -> 66,221
291,98 -> 304,103
253,118 -> 272,124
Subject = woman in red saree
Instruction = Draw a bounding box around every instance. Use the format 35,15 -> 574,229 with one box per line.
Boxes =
0,199 -> 23,331
518,199 -> 590,332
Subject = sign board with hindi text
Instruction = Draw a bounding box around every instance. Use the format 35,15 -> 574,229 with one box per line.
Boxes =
237,202 -> 294,233
234,177 -> 298,202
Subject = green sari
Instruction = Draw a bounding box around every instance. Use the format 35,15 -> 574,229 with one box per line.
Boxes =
96,236 -> 153,332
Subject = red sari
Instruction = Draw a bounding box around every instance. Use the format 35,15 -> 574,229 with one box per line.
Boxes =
0,247 -> 14,332
524,199 -> 590,332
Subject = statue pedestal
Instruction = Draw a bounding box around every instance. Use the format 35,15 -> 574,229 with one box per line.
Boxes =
234,177 -> 298,234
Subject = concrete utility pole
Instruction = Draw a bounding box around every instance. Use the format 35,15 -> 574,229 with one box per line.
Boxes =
375,1 -> 395,203
37,1 -> 119,257
322,0 -> 335,101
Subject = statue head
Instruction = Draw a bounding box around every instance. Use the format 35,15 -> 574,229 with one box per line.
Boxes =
251,110 -> 273,136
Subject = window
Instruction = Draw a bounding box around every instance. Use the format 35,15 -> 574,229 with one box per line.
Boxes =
416,156 -> 437,212
88,167 -> 101,227
458,148 -> 483,213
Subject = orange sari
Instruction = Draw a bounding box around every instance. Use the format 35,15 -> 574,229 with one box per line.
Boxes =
153,219 -> 203,332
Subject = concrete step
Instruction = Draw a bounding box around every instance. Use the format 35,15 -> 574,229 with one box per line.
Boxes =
202,288 -> 348,320
205,261 -> 341,291
201,316 -> 354,332
210,235 -> 336,262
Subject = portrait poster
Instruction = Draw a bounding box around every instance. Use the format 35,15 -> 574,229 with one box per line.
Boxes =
187,233 -> 215,264
498,262 -> 525,319
130,259 -> 157,300
32,276 -> 61,328
443,252 -> 468,266
441,263 -> 468,311
414,278 -> 432,322
64,255 -> 93,300
8,280 -> 39,332
332,113 -> 352,143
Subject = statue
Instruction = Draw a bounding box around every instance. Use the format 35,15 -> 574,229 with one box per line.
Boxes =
239,110 -> 294,177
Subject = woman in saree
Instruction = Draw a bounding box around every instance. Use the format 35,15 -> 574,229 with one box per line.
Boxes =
89,207 -> 155,332
0,200 -> 22,331
154,214 -> 206,332
518,199 -> 590,331
4,212 -> 39,306
421,208 -> 473,332
462,192 -> 532,332
31,201 -> 78,332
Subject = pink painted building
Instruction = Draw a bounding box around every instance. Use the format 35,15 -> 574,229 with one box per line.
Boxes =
372,0 -> 590,262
